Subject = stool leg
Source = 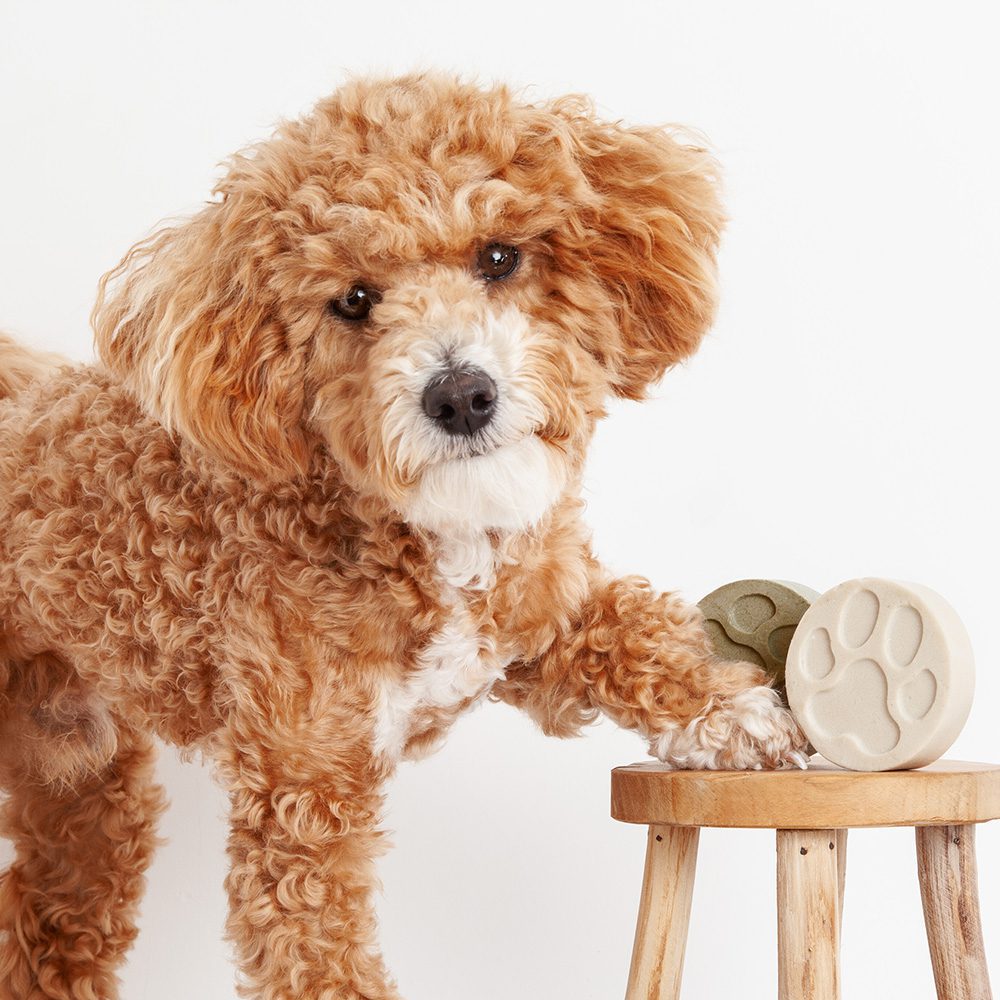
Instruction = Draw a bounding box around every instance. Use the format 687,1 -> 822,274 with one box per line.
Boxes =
625,825 -> 699,1000
916,824 -> 993,1000
835,829 -> 848,932
777,829 -> 841,1000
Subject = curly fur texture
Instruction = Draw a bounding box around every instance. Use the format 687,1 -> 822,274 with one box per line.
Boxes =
0,74 -> 807,999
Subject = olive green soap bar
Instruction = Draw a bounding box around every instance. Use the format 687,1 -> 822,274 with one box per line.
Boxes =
785,578 -> 975,771
698,579 -> 820,697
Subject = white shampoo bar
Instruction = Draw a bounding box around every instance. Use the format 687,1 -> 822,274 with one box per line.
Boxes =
785,578 -> 975,771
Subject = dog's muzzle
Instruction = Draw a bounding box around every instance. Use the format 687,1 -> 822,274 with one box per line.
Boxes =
421,366 -> 497,436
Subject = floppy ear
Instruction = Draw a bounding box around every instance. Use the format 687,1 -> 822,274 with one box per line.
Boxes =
553,101 -> 725,398
92,193 -> 310,481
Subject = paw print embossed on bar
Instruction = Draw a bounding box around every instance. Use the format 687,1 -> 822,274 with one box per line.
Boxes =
785,578 -> 975,771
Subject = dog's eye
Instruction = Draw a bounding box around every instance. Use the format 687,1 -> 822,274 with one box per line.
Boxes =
477,243 -> 519,281
329,285 -> 379,321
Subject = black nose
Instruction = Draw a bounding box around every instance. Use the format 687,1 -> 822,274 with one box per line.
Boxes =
422,367 -> 498,436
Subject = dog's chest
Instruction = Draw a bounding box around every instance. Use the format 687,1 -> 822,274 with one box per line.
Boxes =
373,601 -> 511,762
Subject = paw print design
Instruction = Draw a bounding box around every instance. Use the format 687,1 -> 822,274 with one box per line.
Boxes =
785,578 -> 975,771
699,579 -> 820,698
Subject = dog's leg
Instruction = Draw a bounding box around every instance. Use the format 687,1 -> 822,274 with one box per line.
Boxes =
495,574 -> 809,769
220,726 -> 398,1000
0,719 -> 164,1000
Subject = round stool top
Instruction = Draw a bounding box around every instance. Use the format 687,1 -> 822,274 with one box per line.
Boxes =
611,759 -> 1000,829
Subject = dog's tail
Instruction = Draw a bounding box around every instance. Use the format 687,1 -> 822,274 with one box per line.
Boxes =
0,331 -> 64,400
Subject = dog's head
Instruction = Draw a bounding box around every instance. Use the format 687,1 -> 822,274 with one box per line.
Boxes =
94,74 -> 723,535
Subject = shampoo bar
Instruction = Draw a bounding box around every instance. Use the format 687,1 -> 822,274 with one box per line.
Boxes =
785,578 -> 974,771
698,579 -> 820,698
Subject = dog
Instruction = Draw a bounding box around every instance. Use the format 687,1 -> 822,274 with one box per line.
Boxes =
0,73 -> 807,1000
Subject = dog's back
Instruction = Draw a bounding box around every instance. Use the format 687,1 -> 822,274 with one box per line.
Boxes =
0,332 -> 64,401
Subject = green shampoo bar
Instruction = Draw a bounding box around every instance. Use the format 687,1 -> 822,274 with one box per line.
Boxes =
698,578 -> 820,699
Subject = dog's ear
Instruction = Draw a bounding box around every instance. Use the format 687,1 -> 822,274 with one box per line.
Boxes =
551,101 -> 725,398
93,192 -> 310,481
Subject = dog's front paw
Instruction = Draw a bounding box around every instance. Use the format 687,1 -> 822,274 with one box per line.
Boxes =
650,685 -> 811,770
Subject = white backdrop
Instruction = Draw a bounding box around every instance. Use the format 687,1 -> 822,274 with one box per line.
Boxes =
1,2 -> 998,998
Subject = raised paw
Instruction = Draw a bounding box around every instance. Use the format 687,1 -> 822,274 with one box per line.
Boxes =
650,684 -> 811,770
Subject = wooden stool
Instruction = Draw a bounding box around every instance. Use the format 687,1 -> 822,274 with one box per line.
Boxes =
611,760 -> 1000,1000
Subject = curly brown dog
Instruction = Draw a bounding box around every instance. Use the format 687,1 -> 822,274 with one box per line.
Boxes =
0,74 -> 807,1000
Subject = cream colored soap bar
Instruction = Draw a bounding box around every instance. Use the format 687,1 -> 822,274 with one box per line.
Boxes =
699,579 -> 819,697
785,578 -> 974,771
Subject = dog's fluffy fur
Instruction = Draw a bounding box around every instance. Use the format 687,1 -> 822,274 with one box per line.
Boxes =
0,74 -> 807,999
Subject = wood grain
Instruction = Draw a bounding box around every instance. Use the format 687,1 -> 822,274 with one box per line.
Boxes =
625,825 -> 699,1000
611,760 -> 1000,829
777,829 -> 841,1000
916,824 -> 993,1000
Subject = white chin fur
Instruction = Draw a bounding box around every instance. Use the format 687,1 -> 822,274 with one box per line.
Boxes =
401,435 -> 564,536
